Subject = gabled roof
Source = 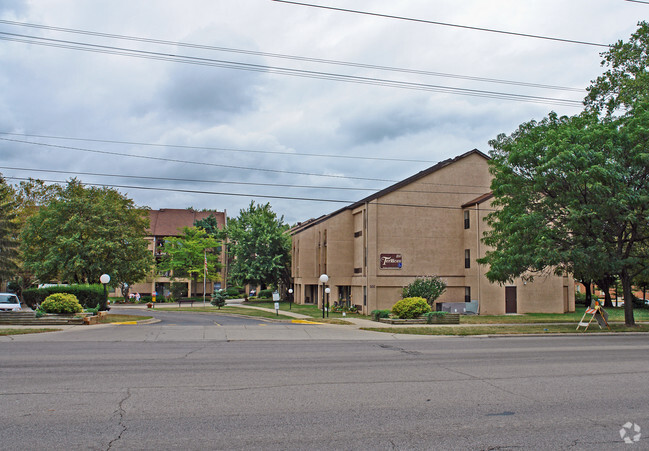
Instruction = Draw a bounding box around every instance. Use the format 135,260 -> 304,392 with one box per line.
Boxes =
148,209 -> 225,237
290,149 -> 489,234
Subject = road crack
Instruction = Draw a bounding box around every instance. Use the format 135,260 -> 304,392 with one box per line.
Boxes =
107,388 -> 131,450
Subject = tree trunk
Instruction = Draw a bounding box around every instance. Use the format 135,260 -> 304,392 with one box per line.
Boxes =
596,279 -> 613,308
620,270 -> 635,326
584,282 -> 592,307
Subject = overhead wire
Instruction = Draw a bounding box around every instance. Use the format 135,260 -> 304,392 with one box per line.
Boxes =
0,31 -> 584,107
3,175 -> 497,212
0,165 -> 490,196
271,0 -> 610,48
0,132 -> 435,163
0,137 -> 493,189
0,19 -> 584,93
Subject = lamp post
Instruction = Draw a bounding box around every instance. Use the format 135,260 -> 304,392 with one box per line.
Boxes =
319,274 -> 328,319
325,287 -> 331,318
288,288 -> 293,310
100,274 -> 110,311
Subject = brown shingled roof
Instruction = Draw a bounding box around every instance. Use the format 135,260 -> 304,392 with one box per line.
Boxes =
148,209 -> 225,237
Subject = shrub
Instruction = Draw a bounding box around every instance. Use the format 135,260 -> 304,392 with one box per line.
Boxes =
402,276 -> 446,306
225,287 -> 241,298
424,311 -> 447,323
41,293 -> 83,314
371,309 -> 391,321
211,290 -> 227,309
391,297 -> 431,319
258,289 -> 273,299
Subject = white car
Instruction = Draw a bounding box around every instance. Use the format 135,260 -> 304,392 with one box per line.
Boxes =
0,293 -> 22,312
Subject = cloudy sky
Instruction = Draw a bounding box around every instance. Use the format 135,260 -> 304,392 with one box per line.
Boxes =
0,0 -> 645,224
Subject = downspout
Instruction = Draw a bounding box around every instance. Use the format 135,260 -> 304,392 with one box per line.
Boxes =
476,204 -> 481,315
365,201 -> 369,314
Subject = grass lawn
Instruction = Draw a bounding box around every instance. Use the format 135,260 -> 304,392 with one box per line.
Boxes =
0,328 -> 61,335
173,305 -> 296,320
459,306 -> 649,324
362,323 -> 649,336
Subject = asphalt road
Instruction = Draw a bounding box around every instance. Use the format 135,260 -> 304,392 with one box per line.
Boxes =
110,307 -> 271,326
1,318 -> 648,450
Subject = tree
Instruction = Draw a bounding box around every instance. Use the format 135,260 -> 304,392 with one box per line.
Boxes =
8,179 -> 63,298
402,276 -> 446,306
157,226 -> 222,293
585,21 -> 649,116
194,214 -> 223,239
20,179 -> 153,288
0,175 -> 19,285
480,24 -> 649,325
225,201 -> 291,291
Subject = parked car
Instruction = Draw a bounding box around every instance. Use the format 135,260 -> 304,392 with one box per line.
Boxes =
0,293 -> 22,312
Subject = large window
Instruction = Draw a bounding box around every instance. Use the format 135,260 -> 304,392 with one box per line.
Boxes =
465,249 -> 471,268
465,287 -> 471,303
464,211 -> 470,229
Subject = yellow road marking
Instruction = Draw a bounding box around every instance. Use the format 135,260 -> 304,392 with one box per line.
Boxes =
292,320 -> 324,324
111,321 -> 138,325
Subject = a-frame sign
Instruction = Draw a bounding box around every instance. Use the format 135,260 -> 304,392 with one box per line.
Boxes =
576,301 -> 610,331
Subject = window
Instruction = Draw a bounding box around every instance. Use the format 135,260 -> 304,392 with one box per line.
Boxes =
464,211 -> 470,229
465,249 -> 471,268
354,231 -> 362,238
354,267 -> 363,274
465,287 -> 471,303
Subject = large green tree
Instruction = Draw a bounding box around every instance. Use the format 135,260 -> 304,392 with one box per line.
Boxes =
20,179 -> 153,287
157,226 -> 222,292
480,23 -> 649,326
225,201 -> 291,291
0,175 -> 19,284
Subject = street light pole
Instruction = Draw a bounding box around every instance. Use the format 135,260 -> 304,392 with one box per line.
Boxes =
319,274 -> 328,319
100,274 -> 110,311
288,288 -> 293,310
325,287 -> 331,318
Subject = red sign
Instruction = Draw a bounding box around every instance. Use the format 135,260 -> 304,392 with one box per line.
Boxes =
380,253 -> 402,269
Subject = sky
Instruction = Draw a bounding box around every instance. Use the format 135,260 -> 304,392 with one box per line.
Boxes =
0,0 -> 645,225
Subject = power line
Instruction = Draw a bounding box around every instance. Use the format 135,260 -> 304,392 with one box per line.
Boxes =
0,132 -> 434,164
0,165 -> 489,196
0,19 -> 584,93
0,32 -> 584,107
1,137 -> 492,189
271,1 -> 609,48
3,175 -> 496,212
0,136 -> 397,183
623,0 -> 649,4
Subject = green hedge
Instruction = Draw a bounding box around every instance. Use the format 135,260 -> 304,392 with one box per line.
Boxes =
371,309 -> 391,321
391,297 -> 431,319
23,285 -> 105,309
258,289 -> 273,299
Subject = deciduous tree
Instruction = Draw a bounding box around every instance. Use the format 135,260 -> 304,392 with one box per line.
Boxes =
225,201 -> 291,291
480,23 -> 649,325
157,226 -> 222,293
20,179 -> 153,288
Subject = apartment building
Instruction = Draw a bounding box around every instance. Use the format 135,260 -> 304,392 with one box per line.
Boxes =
127,208 -> 226,298
290,149 -> 574,315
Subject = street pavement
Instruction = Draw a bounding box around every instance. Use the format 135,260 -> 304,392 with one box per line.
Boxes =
1,331 -> 648,450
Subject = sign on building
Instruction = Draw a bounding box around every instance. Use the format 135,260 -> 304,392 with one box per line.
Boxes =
380,253 -> 402,269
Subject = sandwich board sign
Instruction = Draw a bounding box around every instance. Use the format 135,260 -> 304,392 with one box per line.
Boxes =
576,301 -> 610,331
